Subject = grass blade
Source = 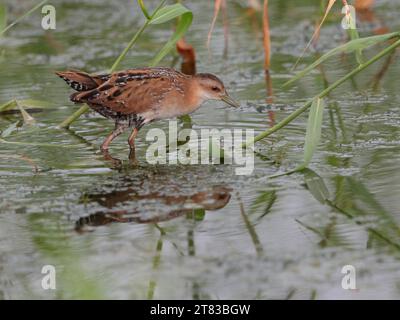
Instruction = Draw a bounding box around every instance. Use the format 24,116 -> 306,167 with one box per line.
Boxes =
243,37 -> 400,148
237,193 -> 264,257
0,0 -> 48,36
137,0 -> 151,20
17,101 -> 36,125
343,4 -> 363,64
108,0 -> 166,72
250,190 -> 277,219
149,3 -> 190,25
19,99 -> 54,108
269,98 -> 325,177
150,4 -> 193,66
0,99 -> 17,112
292,0 -> 337,71
285,32 -> 399,87
302,168 -> 330,204
0,99 -> 53,112
298,97 -> 325,169
1,121 -> 21,138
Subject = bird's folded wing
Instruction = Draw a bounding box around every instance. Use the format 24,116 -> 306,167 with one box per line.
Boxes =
74,72 -> 177,115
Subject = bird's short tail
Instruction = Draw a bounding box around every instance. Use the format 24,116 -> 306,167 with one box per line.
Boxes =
56,69 -> 112,90
56,70 -> 111,103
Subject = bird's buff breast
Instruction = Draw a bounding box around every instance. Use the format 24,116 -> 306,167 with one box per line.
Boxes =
140,97 -> 203,122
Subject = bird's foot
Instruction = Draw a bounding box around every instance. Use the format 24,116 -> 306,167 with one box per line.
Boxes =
100,148 -> 122,169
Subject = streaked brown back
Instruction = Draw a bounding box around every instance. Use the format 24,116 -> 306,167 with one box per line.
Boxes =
71,67 -> 189,115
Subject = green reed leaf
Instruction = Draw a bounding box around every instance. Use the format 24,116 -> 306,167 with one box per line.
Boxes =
250,190 -> 277,219
150,4 -> 193,66
284,32 -> 399,87
342,4 -> 364,65
0,99 -> 53,112
1,121 -> 21,138
149,3 -> 191,25
243,37 -> 400,149
348,28 -> 363,65
298,97 -> 325,170
0,0 -> 48,36
137,0 -> 151,20
0,99 -> 17,112
302,168 -> 330,204
17,101 -> 36,125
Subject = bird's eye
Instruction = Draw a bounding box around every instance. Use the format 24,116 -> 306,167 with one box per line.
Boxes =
211,86 -> 220,92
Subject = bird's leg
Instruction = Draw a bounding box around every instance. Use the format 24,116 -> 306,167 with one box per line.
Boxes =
100,123 -> 127,168
101,123 -> 127,151
128,127 -> 139,163
128,127 -> 139,149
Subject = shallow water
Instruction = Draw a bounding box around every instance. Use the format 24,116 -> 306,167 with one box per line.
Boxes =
0,0 -> 400,299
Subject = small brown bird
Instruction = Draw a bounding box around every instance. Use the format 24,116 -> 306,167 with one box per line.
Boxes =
56,67 -> 239,155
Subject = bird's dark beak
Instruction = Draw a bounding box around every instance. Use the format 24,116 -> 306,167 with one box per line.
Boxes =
221,94 -> 240,108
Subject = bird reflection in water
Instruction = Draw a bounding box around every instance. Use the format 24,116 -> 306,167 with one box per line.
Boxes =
75,185 -> 231,232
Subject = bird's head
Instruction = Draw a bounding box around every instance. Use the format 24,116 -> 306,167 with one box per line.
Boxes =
194,73 -> 240,108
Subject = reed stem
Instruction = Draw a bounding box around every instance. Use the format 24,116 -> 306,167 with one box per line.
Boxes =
0,0 -> 48,36
242,38 -> 400,148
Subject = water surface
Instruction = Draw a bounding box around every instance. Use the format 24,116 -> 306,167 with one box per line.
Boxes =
0,0 -> 400,299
